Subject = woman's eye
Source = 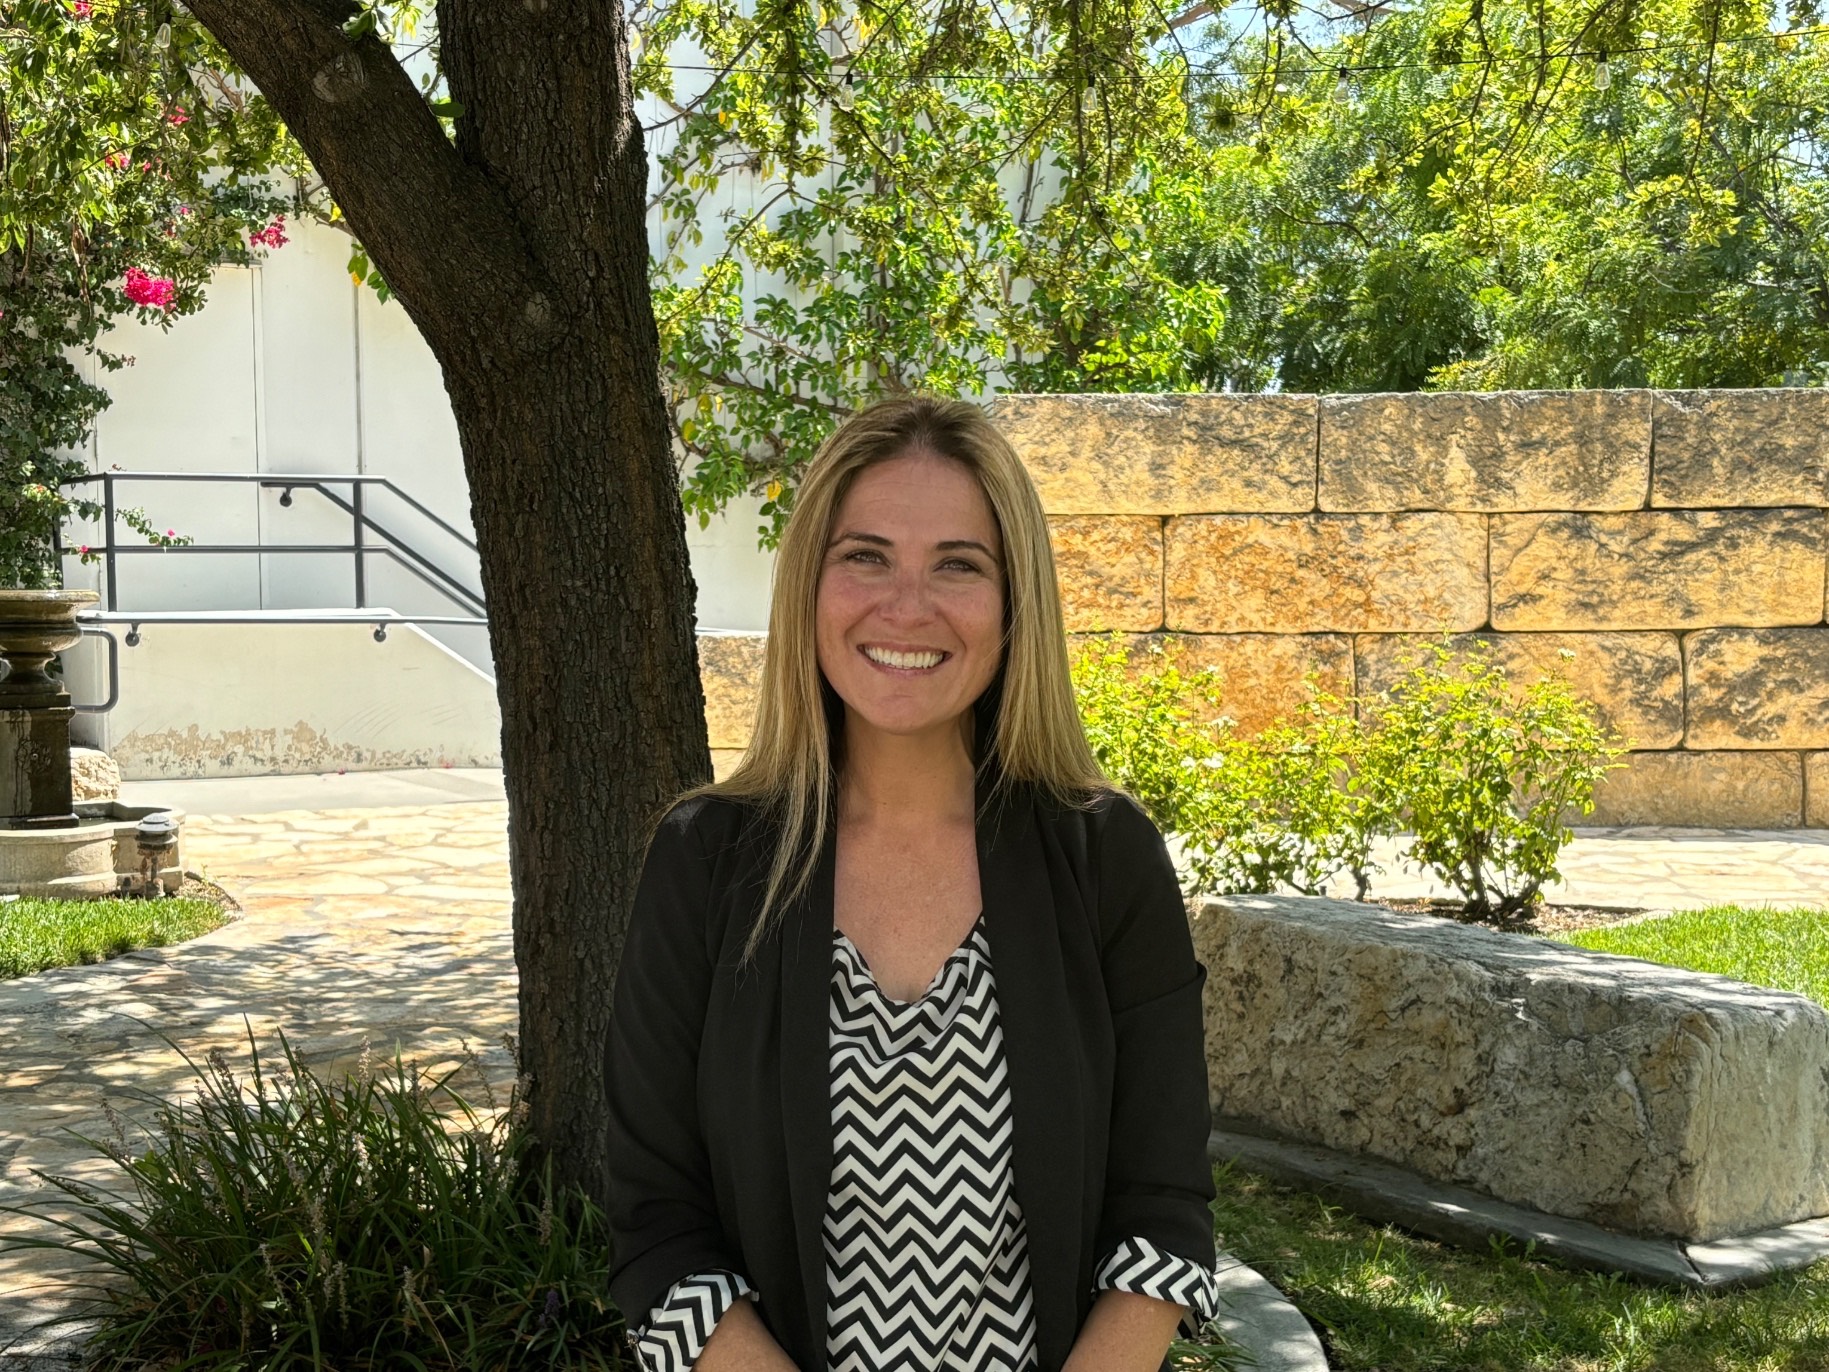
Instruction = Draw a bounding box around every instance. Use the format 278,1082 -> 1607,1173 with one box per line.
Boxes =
843,548 -> 885,565
941,559 -> 981,574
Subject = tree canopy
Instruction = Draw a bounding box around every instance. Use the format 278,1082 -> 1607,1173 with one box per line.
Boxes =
1176,0 -> 1829,392
634,0 -> 1227,542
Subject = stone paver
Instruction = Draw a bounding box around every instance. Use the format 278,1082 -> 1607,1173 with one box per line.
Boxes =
0,802 -> 517,1348
2,797 -> 1826,1351
1335,827 -> 1829,911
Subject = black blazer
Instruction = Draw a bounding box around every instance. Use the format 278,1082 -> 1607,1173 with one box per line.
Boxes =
603,777 -> 1216,1372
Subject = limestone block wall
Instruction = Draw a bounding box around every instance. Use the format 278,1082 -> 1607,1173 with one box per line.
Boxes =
698,390 -> 1829,829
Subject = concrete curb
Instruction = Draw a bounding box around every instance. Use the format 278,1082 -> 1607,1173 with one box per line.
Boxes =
1211,1126 -> 1829,1289
1212,1254 -> 1331,1371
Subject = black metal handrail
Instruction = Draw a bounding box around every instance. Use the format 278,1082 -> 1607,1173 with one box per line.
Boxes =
54,470 -> 486,623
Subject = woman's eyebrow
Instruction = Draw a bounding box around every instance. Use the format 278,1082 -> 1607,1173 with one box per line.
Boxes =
937,539 -> 1000,562
827,530 -> 1001,562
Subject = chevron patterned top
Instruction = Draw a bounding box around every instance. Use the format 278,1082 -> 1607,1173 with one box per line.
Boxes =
633,914 -> 1219,1371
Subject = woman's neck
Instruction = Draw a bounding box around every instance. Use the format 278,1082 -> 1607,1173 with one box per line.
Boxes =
837,713 -> 977,827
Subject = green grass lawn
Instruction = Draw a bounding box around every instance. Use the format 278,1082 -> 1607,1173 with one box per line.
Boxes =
0,894 -> 226,979
1213,903 -> 1829,1370
1561,904 -> 1829,1008
1212,1163 -> 1829,1372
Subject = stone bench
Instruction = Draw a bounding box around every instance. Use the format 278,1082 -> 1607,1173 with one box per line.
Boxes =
1190,894 -> 1829,1245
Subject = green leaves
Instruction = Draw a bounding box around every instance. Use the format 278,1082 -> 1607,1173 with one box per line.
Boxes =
1,0 -> 305,586
1178,0 -> 1829,393
1072,633 -> 1629,922
0,1026 -> 627,1367
636,0 -> 1228,544
1353,639 -> 1629,923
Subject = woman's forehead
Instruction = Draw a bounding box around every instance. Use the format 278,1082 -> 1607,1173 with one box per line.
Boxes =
834,453 -> 999,539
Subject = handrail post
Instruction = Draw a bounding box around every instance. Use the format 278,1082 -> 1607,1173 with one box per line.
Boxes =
353,481 -> 367,608
102,474 -> 118,611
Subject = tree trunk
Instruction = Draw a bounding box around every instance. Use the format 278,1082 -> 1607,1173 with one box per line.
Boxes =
185,0 -> 711,1206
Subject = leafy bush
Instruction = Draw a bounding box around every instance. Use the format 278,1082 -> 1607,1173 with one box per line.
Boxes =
1071,634 -> 1229,851
1199,683 -> 1384,900
1358,639 -> 1629,924
1072,637 -> 1383,898
1072,633 -> 1627,921
1,1028 -> 628,1370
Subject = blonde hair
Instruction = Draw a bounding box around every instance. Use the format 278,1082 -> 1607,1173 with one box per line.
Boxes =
683,394 -> 1108,962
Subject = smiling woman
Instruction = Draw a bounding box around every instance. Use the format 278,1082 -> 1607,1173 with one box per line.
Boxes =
604,396 -> 1223,1372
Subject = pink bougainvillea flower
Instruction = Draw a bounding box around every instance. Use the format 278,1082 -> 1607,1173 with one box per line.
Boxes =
177,204 -> 192,216
164,528 -> 176,537
78,545 -> 91,556
248,214 -> 290,249
104,152 -> 128,170
70,0 -> 93,18
123,267 -> 178,311
167,105 -> 189,126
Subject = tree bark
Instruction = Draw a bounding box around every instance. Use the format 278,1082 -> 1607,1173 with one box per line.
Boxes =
184,0 -> 711,1205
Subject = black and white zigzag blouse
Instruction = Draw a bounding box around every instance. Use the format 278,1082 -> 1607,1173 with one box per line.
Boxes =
633,913 -> 1220,1372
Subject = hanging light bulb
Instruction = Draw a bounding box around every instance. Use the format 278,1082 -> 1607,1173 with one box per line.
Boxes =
836,71 -> 855,112
155,21 -> 172,48
1334,67 -> 1351,101
1080,79 -> 1098,116
1593,52 -> 1612,91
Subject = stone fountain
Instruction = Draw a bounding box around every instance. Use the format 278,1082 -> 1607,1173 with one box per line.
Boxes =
0,589 -> 184,896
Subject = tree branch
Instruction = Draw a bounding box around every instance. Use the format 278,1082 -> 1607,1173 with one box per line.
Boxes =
182,0 -> 556,370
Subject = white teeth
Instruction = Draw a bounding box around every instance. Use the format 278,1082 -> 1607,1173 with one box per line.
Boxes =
863,646 -> 945,670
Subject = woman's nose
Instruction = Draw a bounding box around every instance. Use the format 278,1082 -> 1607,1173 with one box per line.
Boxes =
878,568 -> 935,621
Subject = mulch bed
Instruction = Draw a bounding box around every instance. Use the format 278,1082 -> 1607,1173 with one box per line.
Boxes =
1364,896 -> 1651,937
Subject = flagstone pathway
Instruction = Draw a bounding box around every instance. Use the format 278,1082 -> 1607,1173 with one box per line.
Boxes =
1,797 -> 1825,1363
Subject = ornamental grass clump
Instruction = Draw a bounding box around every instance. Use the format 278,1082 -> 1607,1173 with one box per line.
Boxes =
1357,639 -> 1629,925
1,1027 -> 627,1370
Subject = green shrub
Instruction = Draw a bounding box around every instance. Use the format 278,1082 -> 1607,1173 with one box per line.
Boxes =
1072,638 -> 1383,898
1199,683 -> 1384,899
1,1028 -> 627,1370
1357,638 -> 1629,924
1071,634 -> 1230,852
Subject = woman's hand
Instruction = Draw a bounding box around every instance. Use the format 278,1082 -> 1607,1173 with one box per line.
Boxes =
1062,1288 -> 1186,1372
693,1296 -> 801,1371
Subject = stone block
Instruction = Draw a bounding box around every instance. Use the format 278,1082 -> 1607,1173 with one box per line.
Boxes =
1192,893 -> 1829,1241
1355,632 -> 1682,750
1165,513 -> 1488,633
1320,391 -> 1650,512
68,748 -> 120,803
698,632 -> 766,751
1585,750 -> 1803,829
989,394 -> 1315,515
1048,517 -> 1162,631
1490,510 -> 1827,630
1652,390 -> 1829,508
1685,628 -> 1829,750
1068,633 -> 1353,736
1810,754 -> 1829,829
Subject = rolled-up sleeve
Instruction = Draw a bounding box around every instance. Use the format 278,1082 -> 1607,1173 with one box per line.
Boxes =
1092,794 -> 1217,1274
605,801 -> 747,1328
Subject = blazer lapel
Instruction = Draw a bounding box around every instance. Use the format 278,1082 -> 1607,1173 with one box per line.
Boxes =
978,782 -> 1084,1371
779,827 -> 837,1360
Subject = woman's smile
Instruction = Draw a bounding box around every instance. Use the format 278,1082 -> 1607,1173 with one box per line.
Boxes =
859,643 -> 950,672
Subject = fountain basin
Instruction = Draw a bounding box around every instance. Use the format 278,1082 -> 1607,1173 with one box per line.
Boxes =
0,802 -> 186,899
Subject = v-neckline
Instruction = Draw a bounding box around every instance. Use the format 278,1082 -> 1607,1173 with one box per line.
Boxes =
832,911 -> 986,1007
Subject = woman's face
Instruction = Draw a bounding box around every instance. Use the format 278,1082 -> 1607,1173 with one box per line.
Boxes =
815,450 -> 1007,747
